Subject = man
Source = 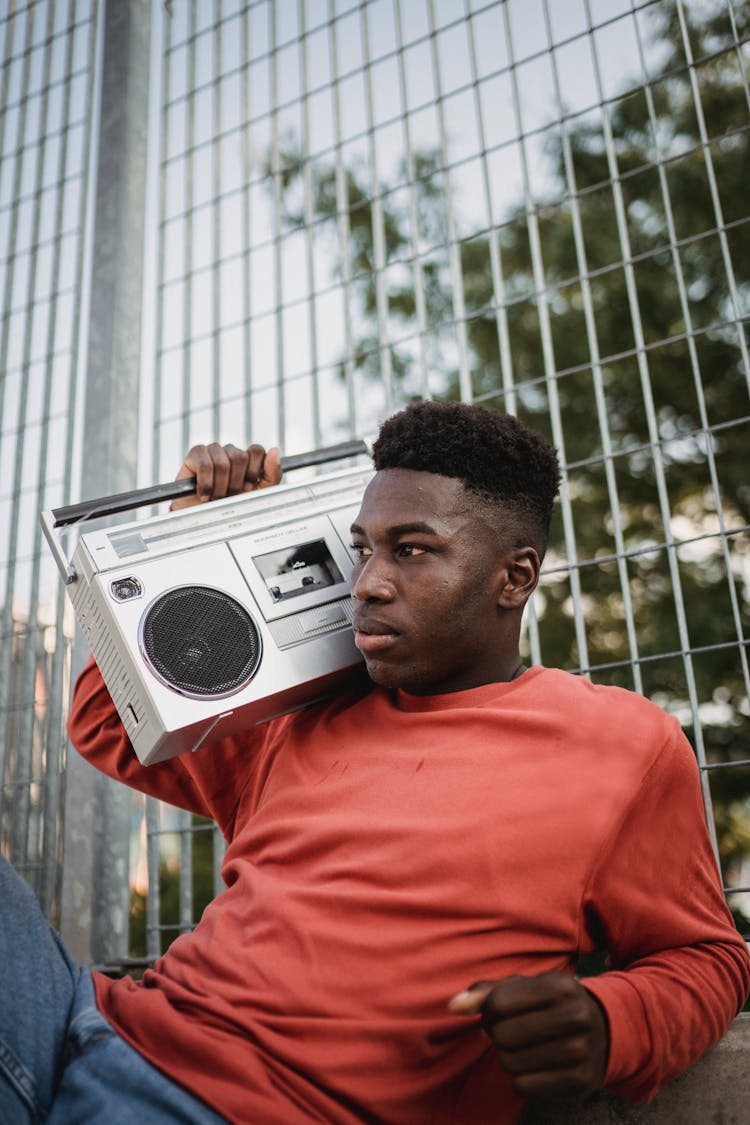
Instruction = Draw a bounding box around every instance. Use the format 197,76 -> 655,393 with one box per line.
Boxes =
1,401 -> 748,1124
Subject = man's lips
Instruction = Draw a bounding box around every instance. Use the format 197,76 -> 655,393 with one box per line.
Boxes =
353,618 -> 400,654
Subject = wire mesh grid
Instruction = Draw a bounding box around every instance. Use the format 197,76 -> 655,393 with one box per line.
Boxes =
0,0 -> 98,920
0,0 -> 748,958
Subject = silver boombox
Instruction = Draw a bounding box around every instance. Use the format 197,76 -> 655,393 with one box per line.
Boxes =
42,442 -> 372,765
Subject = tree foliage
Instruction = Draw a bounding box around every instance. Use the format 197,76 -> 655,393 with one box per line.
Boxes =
271,2 -> 750,921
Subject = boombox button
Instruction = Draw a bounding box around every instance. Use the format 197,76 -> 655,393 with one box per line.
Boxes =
300,604 -> 348,634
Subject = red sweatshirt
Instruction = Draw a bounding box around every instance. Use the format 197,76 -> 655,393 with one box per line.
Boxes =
68,660 -> 750,1124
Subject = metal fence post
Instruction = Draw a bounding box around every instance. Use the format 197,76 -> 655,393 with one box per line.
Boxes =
59,0 -> 151,966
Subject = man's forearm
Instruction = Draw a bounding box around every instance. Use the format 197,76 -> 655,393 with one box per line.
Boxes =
581,937 -> 750,1101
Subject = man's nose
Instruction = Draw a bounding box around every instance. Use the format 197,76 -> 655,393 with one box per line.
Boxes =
351,554 -> 396,602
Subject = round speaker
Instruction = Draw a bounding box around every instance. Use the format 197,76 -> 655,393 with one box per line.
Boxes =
139,585 -> 262,698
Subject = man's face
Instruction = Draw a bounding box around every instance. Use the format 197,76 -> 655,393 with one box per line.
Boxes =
349,468 -> 516,694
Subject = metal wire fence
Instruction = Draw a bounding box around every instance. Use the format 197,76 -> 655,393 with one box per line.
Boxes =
0,0 -> 97,918
0,0 -> 748,961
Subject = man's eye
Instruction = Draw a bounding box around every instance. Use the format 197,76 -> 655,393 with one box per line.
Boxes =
350,544 -> 371,558
397,543 -> 428,558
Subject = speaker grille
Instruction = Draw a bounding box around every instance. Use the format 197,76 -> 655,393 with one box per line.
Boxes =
141,586 -> 261,697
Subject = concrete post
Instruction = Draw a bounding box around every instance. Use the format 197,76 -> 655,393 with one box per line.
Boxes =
520,1014 -> 750,1125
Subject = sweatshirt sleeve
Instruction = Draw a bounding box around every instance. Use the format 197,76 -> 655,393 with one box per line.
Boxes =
67,656 -> 264,834
579,721 -> 750,1103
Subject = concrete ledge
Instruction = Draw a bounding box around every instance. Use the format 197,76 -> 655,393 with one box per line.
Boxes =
519,1013 -> 749,1124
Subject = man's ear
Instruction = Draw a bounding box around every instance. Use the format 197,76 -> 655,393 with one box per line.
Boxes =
497,548 -> 541,610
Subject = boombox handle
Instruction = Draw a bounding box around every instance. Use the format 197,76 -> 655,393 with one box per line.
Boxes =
41,439 -> 370,585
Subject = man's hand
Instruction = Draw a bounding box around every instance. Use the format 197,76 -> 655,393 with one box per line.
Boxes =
448,972 -> 609,1102
170,443 -> 282,511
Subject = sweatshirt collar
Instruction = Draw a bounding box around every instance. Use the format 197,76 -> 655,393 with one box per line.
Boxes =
394,665 -> 546,712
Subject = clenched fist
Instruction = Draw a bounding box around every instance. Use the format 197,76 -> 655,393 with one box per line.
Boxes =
448,972 -> 609,1101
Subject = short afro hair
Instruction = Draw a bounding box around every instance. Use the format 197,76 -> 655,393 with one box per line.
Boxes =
372,400 -> 560,552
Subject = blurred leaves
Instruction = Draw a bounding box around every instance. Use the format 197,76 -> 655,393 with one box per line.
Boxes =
265,2 -> 750,916
139,3 -> 749,948
129,817 -> 216,959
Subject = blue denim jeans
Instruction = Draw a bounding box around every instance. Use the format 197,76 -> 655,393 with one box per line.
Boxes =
0,854 -> 226,1123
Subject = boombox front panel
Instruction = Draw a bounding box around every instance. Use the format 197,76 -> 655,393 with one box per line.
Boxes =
69,467 -> 371,765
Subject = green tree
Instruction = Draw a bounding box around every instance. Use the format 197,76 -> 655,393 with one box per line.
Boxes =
272,1 -> 750,928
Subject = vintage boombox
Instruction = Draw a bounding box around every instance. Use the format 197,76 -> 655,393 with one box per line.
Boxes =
42,442 -> 373,765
